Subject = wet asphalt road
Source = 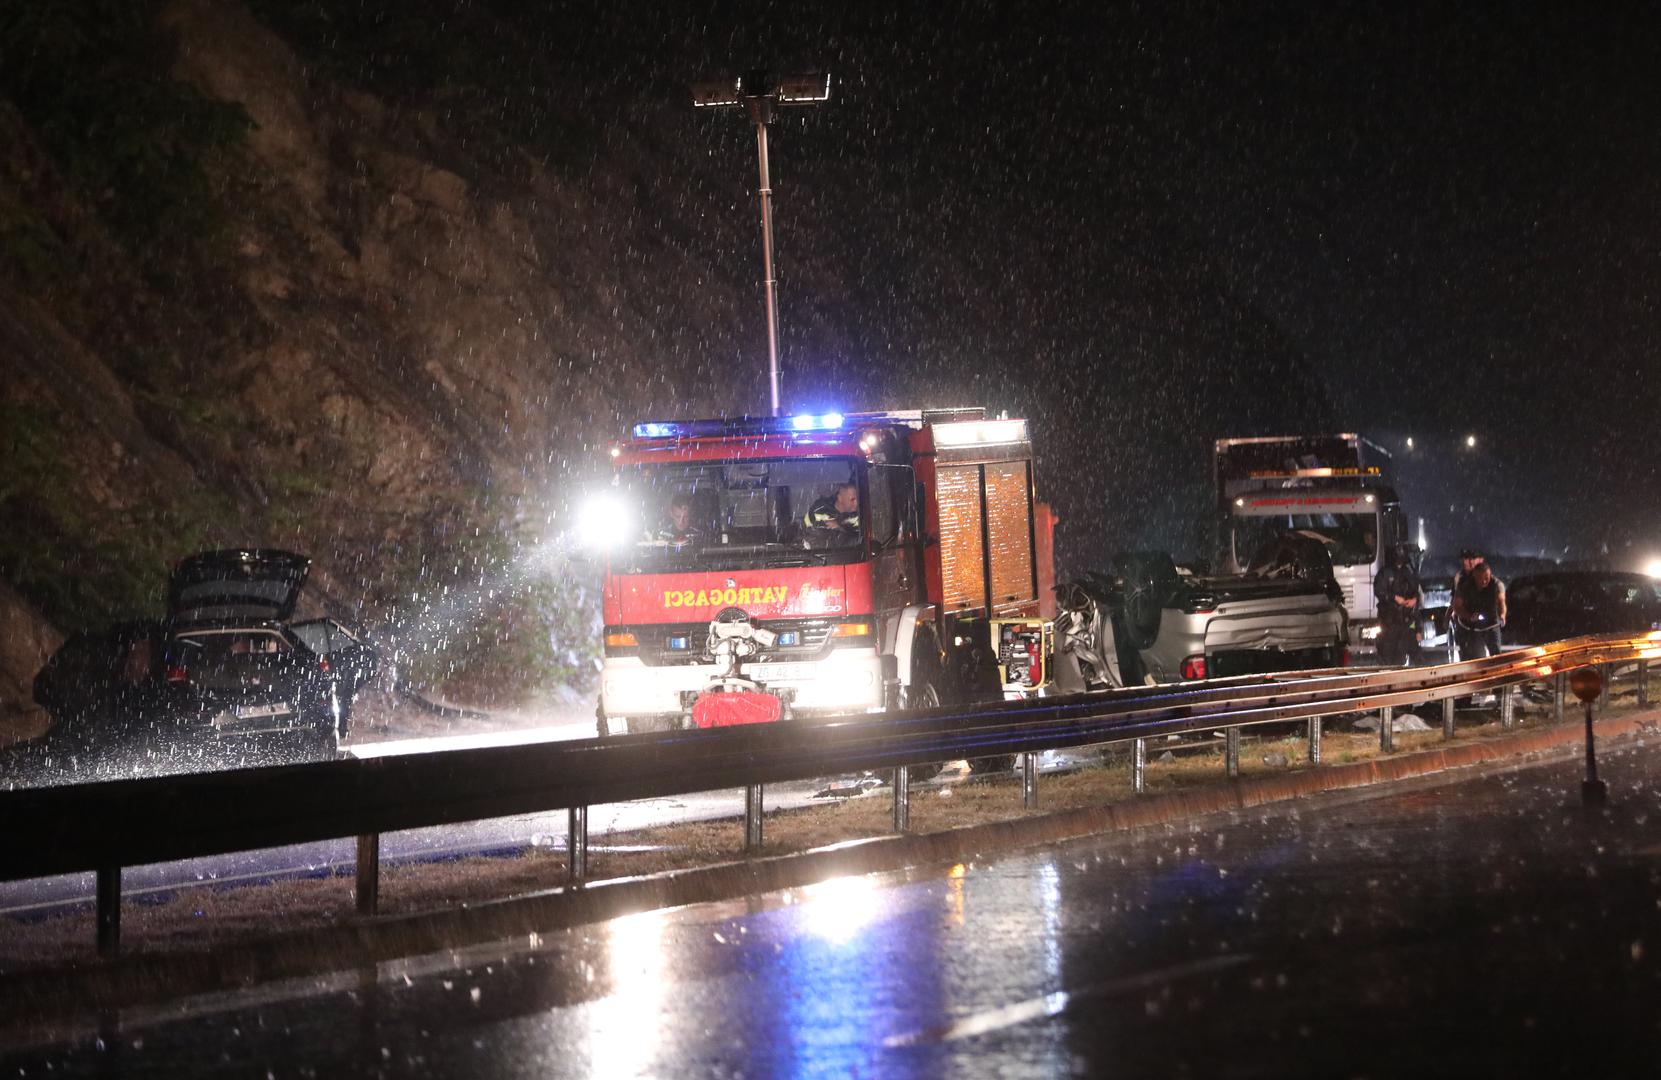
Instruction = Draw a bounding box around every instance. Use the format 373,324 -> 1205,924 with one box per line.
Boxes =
9,737 -> 1661,1077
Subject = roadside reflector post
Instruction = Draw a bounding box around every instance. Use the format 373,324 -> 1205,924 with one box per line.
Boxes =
1640,658 -> 1650,707
1555,671 -> 1567,725
96,865 -> 121,959
1380,705 -> 1394,753
1571,666 -> 1607,806
1500,685 -> 1516,730
568,806 -> 588,883
1308,716 -> 1322,764
744,784 -> 764,850
1442,696 -> 1456,740
1132,737 -> 1147,794
893,765 -> 911,832
1225,727 -> 1241,778
1022,753 -> 1038,809
355,834 -> 380,916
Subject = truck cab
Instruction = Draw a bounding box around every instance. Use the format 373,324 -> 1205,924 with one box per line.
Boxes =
1215,435 -> 1407,656
585,409 -> 1052,738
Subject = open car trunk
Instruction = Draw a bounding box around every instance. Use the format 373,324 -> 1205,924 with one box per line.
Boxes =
167,550 -> 311,623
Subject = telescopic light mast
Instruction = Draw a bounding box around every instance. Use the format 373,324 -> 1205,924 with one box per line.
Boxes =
691,71 -> 831,417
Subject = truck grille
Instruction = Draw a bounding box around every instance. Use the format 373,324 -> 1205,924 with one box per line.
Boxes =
634,620 -> 840,666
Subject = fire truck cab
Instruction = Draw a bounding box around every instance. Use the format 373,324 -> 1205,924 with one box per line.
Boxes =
587,408 -> 1054,746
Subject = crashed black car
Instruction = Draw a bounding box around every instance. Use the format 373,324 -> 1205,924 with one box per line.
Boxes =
32,549 -> 378,755
1504,570 -> 1661,646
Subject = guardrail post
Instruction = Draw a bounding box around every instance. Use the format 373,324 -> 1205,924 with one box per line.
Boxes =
893,765 -> 911,832
1599,663 -> 1613,717
355,834 -> 380,916
1442,696 -> 1456,740
1022,753 -> 1038,808
1132,738 -> 1147,794
1555,672 -> 1566,725
1500,686 -> 1516,731
744,784 -> 764,850
1225,727 -> 1241,778
1380,706 -> 1394,753
96,865 -> 121,959
1640,658 -> 1650,706
1308,717 -> 1322,764
567,806 -> 587,883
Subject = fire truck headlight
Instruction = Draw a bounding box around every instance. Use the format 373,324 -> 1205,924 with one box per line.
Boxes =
577,493 -> 634,551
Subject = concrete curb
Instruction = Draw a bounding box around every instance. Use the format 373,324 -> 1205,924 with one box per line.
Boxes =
5,710 -> 1656,1028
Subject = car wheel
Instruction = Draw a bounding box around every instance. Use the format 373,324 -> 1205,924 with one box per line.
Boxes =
967,754 -> 1016,774
1114,551 -> 1179,652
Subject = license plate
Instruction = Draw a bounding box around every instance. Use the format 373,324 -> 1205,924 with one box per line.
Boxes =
234,702 -> 293,720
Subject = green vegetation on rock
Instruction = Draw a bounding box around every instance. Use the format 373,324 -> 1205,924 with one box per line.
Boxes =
0,0 -> 251,255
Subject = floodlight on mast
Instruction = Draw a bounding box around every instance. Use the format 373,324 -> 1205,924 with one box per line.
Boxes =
691,70 -> 831,417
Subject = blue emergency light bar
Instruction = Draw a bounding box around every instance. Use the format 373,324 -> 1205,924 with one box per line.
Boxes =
631,413 -> 846,440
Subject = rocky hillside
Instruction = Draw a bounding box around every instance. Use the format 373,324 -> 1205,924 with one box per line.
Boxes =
0,1 -> 1332,733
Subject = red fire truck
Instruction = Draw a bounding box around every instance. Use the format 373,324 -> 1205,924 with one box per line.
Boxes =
584,408 -> 1055,769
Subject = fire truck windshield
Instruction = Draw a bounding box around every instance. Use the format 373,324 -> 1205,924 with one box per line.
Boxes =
611,458 -> 865,573
1236,512 -> 1379,568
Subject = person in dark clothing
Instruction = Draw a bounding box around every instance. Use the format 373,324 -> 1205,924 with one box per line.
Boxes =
652,492 -> 704,546
1373,545 -> 1421,666
1452,561 -> 1507,659
802,483 -> 861,546
1452,547 -> 1486,594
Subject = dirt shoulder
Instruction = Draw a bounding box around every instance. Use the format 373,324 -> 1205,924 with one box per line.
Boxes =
2,686 -> 1657,1035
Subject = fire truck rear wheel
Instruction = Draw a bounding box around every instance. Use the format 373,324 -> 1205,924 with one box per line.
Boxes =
967,754 -> 1016,774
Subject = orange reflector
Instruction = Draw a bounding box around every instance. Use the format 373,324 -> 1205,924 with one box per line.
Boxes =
605,631 -> 638,648
831,622 -> 873,637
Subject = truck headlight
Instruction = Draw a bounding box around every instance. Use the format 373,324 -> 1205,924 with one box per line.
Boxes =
576,493 -> 635,551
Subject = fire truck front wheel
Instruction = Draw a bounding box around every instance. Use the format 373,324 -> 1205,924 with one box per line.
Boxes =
897,654 -> 946,783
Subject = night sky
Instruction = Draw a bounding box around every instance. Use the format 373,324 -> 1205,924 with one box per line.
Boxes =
275,1 -> 1661,569
590,0 -> 1654,569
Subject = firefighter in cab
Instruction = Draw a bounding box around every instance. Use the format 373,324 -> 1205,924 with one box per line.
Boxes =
803,482 -> 860,547
652,492 -> 704,548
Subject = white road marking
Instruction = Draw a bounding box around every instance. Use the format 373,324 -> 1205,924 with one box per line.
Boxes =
883,954 -> 1251,1046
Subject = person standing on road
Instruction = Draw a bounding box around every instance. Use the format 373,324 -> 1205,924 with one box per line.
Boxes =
1374,545 -> 1421,666
1449,547 -> 1488,661
1452,561 -> 1507,659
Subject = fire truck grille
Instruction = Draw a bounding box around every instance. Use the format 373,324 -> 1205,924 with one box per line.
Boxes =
635,620 -> 840,666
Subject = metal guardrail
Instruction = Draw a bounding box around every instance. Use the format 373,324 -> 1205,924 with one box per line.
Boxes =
2,632 -> 1655,958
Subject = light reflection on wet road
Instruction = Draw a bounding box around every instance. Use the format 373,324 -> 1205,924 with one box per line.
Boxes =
9,738 -> 1661,1076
